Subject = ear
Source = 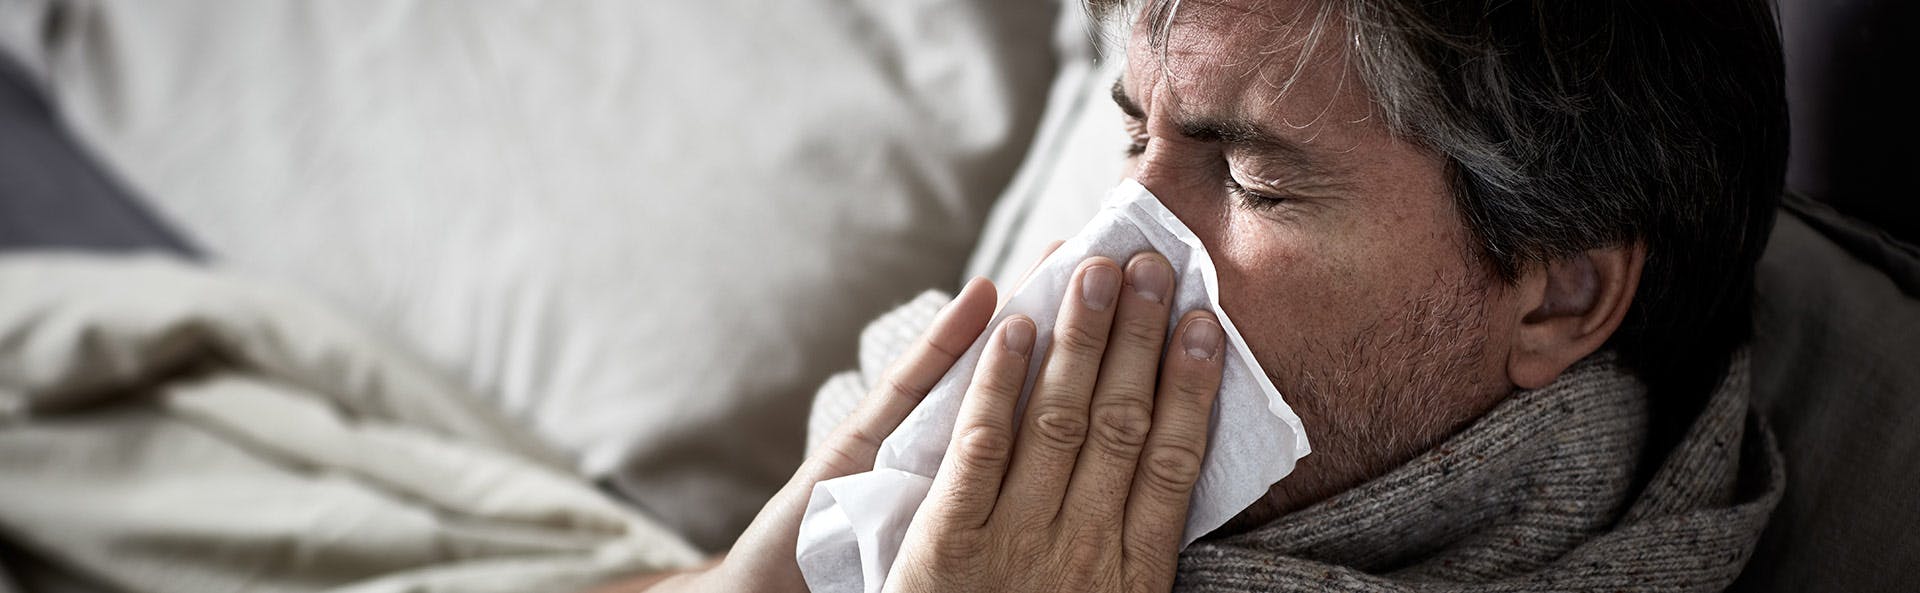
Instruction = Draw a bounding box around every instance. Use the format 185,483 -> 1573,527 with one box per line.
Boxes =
1505,243 -> 1646,389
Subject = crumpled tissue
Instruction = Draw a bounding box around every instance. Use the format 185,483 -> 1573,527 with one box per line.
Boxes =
796,179 -> 1310,593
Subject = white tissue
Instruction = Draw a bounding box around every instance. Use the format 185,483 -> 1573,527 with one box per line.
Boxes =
796,180 -> 1310,593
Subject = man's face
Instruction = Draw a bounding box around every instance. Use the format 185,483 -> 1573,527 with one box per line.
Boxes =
1119,0 -> 1525,528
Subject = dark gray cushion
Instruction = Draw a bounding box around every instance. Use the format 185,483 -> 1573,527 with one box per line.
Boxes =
1735,196 -> 1920,593
0,56 -> 194,255
1780,0 -> 1920,245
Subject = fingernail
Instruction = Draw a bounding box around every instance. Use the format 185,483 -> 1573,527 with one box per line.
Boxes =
1183,317 -> 1223,360
1002,318 -> 1035,355
1081,264 -> 1121,311
1128,257 -> 1172,304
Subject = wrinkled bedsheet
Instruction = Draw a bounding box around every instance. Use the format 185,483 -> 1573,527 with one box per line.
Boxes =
0,253 -> 701,593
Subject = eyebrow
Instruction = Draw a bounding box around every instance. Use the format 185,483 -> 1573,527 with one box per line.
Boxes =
1110,78 -> 1334,177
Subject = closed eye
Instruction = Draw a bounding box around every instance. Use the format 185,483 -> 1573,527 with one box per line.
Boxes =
1226,177 -> 1290,211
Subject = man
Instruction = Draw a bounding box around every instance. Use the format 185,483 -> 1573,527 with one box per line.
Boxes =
601,0 -> 1785,591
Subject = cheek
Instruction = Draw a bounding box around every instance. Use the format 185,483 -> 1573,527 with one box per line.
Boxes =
1208,214 -> 1367,365
1207,209 -> 1470,374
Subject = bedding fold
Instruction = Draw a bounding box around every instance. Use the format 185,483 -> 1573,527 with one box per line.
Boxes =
0,252 -> 702,593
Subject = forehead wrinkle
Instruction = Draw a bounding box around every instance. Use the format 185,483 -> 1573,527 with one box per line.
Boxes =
1118,63 -> 1346,179
1170,0 -> 1354,139
1140,0 -> 1272,51
1251,3 -> 1345,129
1128,0 -> 1375,177
1151,4 -> 1352,108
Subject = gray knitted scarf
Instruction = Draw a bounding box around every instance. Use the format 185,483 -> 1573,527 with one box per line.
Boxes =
808,293 -> 1784,593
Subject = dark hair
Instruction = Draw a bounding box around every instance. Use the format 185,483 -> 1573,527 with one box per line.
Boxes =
1103,0 -> 1788,400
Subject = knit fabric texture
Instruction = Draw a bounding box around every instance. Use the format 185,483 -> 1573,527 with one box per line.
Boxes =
807,291 -> 1783,592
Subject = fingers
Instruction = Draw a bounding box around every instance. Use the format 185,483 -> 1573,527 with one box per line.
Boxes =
1123,311 -> 1224,555
996,257 -> 1123,522
1059,253 -> 1176,525
927,316 -> 1036,528
811,277 -> 996,481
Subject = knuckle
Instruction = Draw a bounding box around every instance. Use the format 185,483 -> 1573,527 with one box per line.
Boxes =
1101,373 -> 1157,404
1062,547 -> 1104,582
1060,519 -> 1116,549
835,423 -> 884,456
920,331 -> 970,363
1001,513 -> 1054,544
1169,366 -> 1221,400
952,426 -> 1015,471
879,372 -> 929,404
1029,407 -> 1089,450
1114,316 -> 1167,348
1141,445 -> 1206,495
974,360 -> 1028,396
1089,403 -> 1152,452
925,530 -> 987,573
815,423 -> 885,475
810,433 -> 871,475
1051,525 -> 1115,583
1051,322 -> 1109,359
1122,532 -> 1179,578
800,447 -> 861,480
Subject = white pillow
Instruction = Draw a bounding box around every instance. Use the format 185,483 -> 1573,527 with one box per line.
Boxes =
3,0 -> 1058,549
967,42 -> 1131,289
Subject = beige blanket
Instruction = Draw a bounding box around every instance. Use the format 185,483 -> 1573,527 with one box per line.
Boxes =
0,253 -> 701,593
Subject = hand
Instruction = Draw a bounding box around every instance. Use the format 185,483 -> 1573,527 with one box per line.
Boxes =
888,253 -> 1226,593
587,278 -> 996,593
590,243 -> 1066,593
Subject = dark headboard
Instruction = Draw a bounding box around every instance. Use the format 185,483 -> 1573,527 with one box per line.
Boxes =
1781,0 -> 1919,244
0,55 -> 197,256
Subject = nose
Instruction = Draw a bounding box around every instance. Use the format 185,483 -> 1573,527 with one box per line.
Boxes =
1130,83 -> 1227,248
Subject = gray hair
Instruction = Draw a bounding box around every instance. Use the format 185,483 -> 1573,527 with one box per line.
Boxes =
1093,0 -> 1788,400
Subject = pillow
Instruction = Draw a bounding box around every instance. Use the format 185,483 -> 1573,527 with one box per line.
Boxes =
965,40 -> 1129,288
1,0 -> 1058,549
1734,197 -> 1920,593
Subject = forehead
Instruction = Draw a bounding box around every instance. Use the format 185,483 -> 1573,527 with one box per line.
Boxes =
1123,0 -> 1379,146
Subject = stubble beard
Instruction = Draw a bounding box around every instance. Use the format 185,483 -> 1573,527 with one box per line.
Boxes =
1217,272 -> 1502,535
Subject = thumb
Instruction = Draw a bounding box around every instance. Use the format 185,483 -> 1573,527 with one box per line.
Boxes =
810,276 -> 997,480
